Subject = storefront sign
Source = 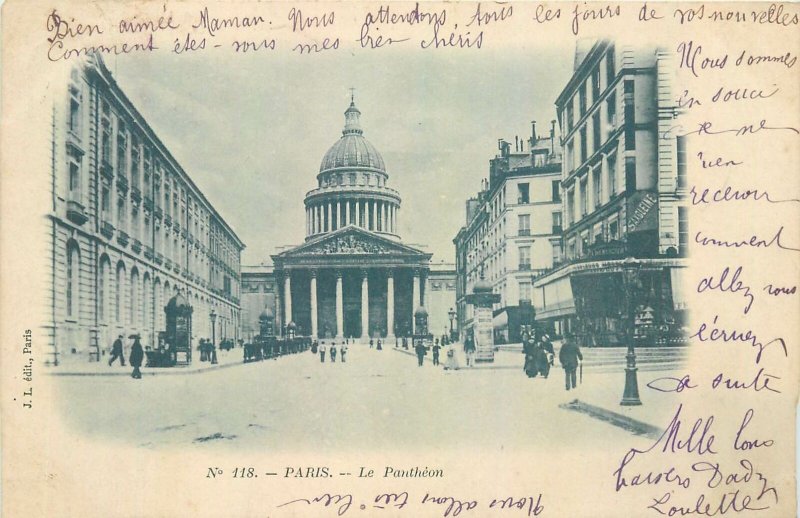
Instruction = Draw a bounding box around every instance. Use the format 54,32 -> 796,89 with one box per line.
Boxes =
626,191 -> 658,233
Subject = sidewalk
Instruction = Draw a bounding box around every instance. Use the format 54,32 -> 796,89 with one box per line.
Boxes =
46,348 -> 248,377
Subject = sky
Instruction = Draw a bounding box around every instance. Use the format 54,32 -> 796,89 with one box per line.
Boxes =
111,46 -> 574,265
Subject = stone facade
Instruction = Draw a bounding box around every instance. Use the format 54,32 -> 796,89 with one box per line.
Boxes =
46,55 -> 244,365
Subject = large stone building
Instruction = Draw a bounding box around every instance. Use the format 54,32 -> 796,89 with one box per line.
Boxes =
46,55 -> 244,365
532,41 -> 688,344
242,98 -> 456,341
454,123 -> 563,343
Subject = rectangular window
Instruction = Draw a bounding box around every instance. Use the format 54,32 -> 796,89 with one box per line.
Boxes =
132,206 -> 139,237
580,177 -> 588,216
130,136 -> 140,187
593,112 -> 602,153
117,122 -> 128,177
592,67 -> 601,102
68,84 -> 81,135
117,197 -> 126,229
518,214 -> 530,236
607,92 -> 617,129
552,212 -> 562,234
551,242 -> 561,264
607,153 -> 617,196
101,121 -> 112,166
566,189 -> 575,226
609,219 -> 619,240
101,185 -> 110,214
518,247 -> 531,270
566,102 -> 574,132
69,161 -> 80,193
519,281 -> 531,302
579,82 -> 587,116
552,180 -> 561,202
566,141 -> 575,172
517,183 -> 530,204
593,168 -> 602,207
579,127 -> 588,164
624,80 -> 636,151
677,135 -> 687,188
606,47 -> 615,85
349,173 -> 356,186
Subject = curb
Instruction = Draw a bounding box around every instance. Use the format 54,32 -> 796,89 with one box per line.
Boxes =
45,357 -> 265,377
559,399 -> 663,439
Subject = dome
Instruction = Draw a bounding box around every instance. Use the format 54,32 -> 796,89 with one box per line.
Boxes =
319,100 -> 386,173
259,307 -> 274,320
414,306 -> 429,317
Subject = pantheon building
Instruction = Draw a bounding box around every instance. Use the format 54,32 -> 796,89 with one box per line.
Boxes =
242,98 -> 456,341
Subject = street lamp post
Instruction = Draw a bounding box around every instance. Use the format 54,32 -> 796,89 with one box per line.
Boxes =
210,309 -> 218,365
620,257 -> 642,406
448,307 -> 456,342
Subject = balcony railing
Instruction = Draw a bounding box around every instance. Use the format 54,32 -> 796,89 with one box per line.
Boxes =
131,239 -> 142,254
154,207 -> 163,219
164,215 -> 172,227
552,225 -> 563,234
519,263 -> 531,271
144,246 -> 154,260
100,160 -> 114,181
116,231 -> 129,247
165,258 -> 173,269
100,221 -> 114,239
154,253 -> 164,265
143,196 -> 154,211
130,186 -> 142,203
518,228 -> 531,237
116,176 -> 128,193
66,199 -> 89,225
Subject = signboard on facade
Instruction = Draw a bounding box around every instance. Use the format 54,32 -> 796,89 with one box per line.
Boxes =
626,190 -> 658,233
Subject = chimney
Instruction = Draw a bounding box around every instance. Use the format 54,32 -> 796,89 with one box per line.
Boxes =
497,138 -> 503,152
550,120 -> 556,154
519,137 -> 524,153
531,121 -> 537,142
515,136 -> 519,152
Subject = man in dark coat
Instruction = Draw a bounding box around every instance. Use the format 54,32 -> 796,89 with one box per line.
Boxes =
108,335 -> 125,366
558,337 -> 583,391
330,342 -> 337,363
129,337 -> 144,379
414,340 -> 427,367
432,339 -> 441,366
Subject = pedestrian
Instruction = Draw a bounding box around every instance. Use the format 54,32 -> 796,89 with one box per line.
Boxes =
108,335 -> 125,366
558,336 -> 583,391
464,333 -> 476,368
369,338 -> 374,349
330,342 -> 337,363
311,340 -> 318,354
319,341 -> 327,363
377,338 -> 383,350
523,336 -> 538,378
340,342 -> 348,363
444,343 -> 460,371
535,341 -> 550,379
432,339 -> 441,366
541,334 -> 555,366
129,336 -> 144,379
414,339 -> 427,367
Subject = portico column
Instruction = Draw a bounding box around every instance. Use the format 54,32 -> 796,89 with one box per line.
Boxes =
346,201 -> 351,226
337,201 -> 342,229
310,270 -> 318,338
412,269 -> 420,334
284,270 -> 292,332
360,270 -> 369,339
356,201 -> 361,229
327,202 -> 332,232
383,203 -> 388,232
335,270 -> 344,339
423,270 -> 431,309
386,269 -> 395,339
371,201 -> 376,230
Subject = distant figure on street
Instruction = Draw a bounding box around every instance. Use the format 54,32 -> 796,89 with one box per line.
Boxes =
377,338 -> 383,350
369,338 -> 374,349
523,337 -> 538,378
463,333 -> 476,368
340,342 -> 348,362
535,341 -> 550,379
319,341 -> 327,363
541,335 -> 555,366
443,344 -> 460,371
330,342 -> 337,363
559,337 -> 583,391
129,336 -> 144,379
432,339 -> 441,366
414,340 -> 427,367
109,335 -> 125,366
311,340 -> 318,354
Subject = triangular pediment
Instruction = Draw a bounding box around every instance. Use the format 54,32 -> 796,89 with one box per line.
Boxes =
274,226 -> 429,259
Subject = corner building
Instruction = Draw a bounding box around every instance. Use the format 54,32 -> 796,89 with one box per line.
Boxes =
533,41 -> 688,344
271,99 -> 435,340
46,55 -> 244,365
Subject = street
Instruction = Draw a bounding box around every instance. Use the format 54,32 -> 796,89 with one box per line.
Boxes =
52,344 -> 681,452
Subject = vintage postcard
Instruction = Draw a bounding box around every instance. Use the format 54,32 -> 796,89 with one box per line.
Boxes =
1,1 -> 798,516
